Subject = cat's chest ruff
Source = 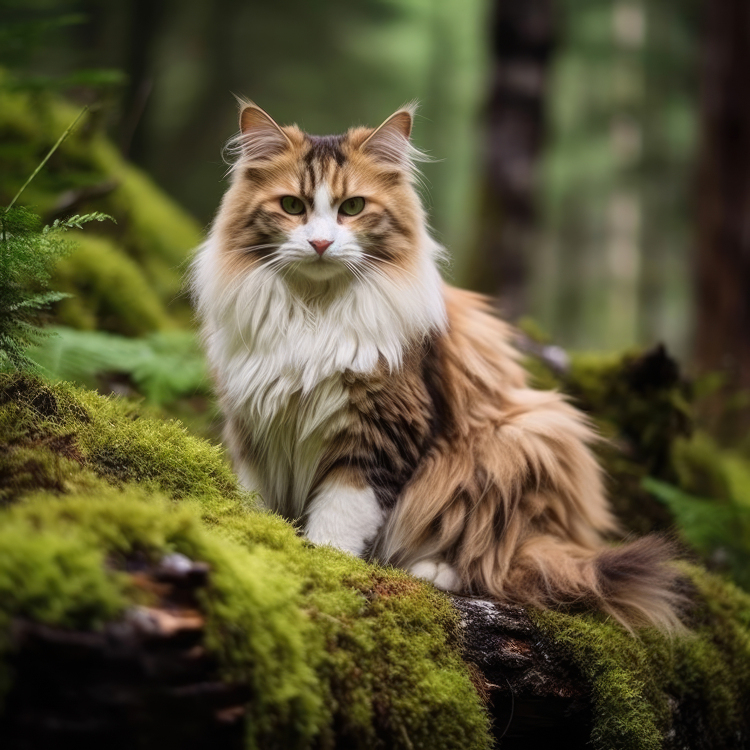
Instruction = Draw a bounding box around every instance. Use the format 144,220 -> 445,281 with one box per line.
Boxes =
237,314 -> 385,429
234,326 -> 378,518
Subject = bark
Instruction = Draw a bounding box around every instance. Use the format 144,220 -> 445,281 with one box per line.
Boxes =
472,0 -> 557,320
0,556 -> 249,750
119,0 -> 168,160
452,598 -> 592,749
694,0 -> 750,434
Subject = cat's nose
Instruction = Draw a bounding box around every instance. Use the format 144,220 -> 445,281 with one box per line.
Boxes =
309,239 -> 333,256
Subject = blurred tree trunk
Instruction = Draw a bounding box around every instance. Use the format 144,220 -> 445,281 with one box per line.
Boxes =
471,0 -> 557,320
119,0 -> 166,161
694,0 -> 750,435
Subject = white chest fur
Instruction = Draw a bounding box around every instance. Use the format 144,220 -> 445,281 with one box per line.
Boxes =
192,234 -> 447,519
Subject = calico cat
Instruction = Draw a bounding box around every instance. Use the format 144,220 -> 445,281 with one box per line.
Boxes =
193,101 -> 685,632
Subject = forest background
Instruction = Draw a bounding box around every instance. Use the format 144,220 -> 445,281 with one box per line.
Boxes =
6,0 -> 744,368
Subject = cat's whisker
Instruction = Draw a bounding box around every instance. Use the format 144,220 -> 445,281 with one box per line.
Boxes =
347,265 -> 370,288
359,253 -> 421,283
360,261 -> 414,291
230,242 -> 282,255
250,261 -> 292,297
360,253 -> 415,276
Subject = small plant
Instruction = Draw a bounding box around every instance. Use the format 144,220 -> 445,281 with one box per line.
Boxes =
0,208 -> 111,370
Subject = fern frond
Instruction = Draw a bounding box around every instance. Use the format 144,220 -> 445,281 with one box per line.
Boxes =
0,206 -> 110,371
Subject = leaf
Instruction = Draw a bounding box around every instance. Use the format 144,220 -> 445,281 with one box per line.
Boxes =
29,328 -> 209,406
643,476 -> 750,588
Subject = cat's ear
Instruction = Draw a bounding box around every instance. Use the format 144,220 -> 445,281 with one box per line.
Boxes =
360,103 -> 419,169
236,99 -> 291,161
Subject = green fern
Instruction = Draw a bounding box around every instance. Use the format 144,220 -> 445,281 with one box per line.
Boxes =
0,207 -> 111,370
29,327 -> 208,406
643,476 -> 750,589
0,103 -> 112,371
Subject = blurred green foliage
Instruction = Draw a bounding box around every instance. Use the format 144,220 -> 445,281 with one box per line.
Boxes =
528,343 -> 750,591
29,326 -> 207,405
10,0 -> 490,281
0,73 -> 201,333
2,0 -> 713,357
644,476 -> 750,590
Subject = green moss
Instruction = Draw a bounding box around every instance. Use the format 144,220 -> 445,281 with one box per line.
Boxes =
0,374 -> 492,749
564,349 -> 692,477
53,233 -> 173,334
0,517 -> 125,629
0,374 -> 240,504
532,565 -> 750,750
0,497 -> 128,707
0,76 -> 201,335
92,140 -> 201,311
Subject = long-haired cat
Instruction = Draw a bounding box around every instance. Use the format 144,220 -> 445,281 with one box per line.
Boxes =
193,101 -> 684,632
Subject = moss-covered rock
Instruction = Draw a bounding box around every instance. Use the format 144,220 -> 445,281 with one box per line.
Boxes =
51,233 -> 173,335
0,73 -> 201,335
0,374 -> 492,749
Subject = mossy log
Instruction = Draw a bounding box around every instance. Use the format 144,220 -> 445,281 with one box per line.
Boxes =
1,371 -> 750,749
3,576 -> 749,749
3,555 -> 249,750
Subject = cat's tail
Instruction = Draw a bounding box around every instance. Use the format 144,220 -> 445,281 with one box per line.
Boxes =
498,534 -> 688,634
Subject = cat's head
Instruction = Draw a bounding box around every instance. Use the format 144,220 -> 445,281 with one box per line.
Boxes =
215,101 -> 432,286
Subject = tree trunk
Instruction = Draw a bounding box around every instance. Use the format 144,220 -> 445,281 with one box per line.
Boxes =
694,0 -> 750,436
471,0 -> 557,320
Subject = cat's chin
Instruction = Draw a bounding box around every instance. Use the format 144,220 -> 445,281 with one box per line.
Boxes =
294,258 -> 349,282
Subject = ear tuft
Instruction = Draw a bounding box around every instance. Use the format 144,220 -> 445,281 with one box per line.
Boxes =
361,103 -> 424,172
227,99 -> 290,164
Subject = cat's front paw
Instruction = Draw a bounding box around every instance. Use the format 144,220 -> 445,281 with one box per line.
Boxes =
409,560 -> 462,592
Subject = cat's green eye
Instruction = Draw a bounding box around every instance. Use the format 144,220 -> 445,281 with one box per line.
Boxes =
339,197 -> 365,216
281,196 -> 305,215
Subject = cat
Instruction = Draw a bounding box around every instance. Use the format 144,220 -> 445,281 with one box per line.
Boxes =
192,101 -> 685,633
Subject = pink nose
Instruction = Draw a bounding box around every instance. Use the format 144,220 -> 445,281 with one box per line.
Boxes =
309,239 -> 333,256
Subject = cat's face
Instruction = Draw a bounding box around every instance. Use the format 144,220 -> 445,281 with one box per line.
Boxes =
216,103 -> 426,287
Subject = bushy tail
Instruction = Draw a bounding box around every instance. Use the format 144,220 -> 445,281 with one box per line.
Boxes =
499,535 -> 688,634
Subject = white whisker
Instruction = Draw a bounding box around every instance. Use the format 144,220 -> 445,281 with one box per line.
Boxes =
230,242 -> 282,255
359,253 -> 421,283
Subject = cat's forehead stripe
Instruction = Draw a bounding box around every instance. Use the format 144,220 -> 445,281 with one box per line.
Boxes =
299,134 -> 349,205
303,134 -> 347,168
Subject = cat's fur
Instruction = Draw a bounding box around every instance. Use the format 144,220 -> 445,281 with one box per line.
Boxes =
193,101 -> 685,632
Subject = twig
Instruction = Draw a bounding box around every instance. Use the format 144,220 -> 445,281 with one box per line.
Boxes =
4,106 -> 90,214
